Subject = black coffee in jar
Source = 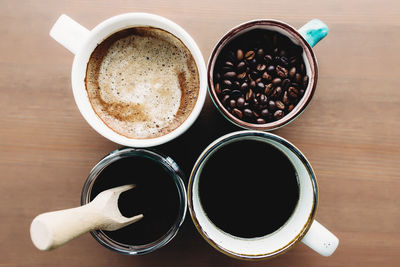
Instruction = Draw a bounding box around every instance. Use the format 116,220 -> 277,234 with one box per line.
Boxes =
90,156 -> 180,245
199,140 -> 299,238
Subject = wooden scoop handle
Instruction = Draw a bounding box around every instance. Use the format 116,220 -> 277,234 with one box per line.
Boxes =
30,203 -> 101,251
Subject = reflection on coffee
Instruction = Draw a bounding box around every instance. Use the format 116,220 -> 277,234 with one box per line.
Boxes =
85,27 -> 199,139
199,140 -> 299,238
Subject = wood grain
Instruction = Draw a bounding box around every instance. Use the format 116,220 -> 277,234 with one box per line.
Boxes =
1,0 -> 399,266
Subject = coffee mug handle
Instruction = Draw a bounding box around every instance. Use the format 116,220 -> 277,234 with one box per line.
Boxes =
298,19 -> 329,48
50,14 -> 90,55
301,220 -> 339,256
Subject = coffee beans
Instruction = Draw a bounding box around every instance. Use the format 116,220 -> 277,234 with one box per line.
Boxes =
245,50 -> 255,60
213,29 -> 309,124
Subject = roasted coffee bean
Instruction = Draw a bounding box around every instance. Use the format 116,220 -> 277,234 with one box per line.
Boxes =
232,108 -> 243,119
237,97 -> 245,108
245,89 -> 253,101
240,82 -> 248,91
276,86 -> 283,96
236,49 -> 244,61
271,86 -> 282,99
282,91 -> 290,105
222,95 -> 230,105
256,64 -> 267,72
272,78 -> 282,85
262,72 -> 272,81
245,50 -> 255,60
289,56 -> 297,65
280,56 -> 289,66
221,66 -> 232,72
222,88 -> 231,95
256,48 -> 265,59
264,83 -> 274,95
256,118 -> 266,124
231,90 -> 242,98
299,89 -> 305,96
224,71 -> 236,79
237,72 -> 246,80
243,101 -> 250,109
223,80 -> 232,87
274,110 -> 284,120
255,77 -> 262,83
275,100 -> 285,110
224,61 -> 234,68
274,56 -> 281,64
216,72 -> 221,81
264,54 -> 273,64
261,108 -> 270,118
237,61 -> 246,71
303,75 -> 309,88
289,67 -> 296,78
268,100 -> 276,111
276,65 -> 288,78
273,47 -> 279,55
243,108 -> 253,118
229,99 -> 236,108
252,97 -> 259,106
246,73 -> 252,81
215,83 -> 221,95
288,104 -> 294,112
250,80 -> 256,89
253,111 -> 260,118
288,87 -> 299,98
300,63 -> 305,74
295,73 -> 302,83
233,81 -> 240,89
257,82 -> 265,90
282,78 -> 291,90
267,65 -> 275,74
259,94 -> 268,104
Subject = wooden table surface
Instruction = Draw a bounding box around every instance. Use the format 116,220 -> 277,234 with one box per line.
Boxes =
1,0 -> 399,266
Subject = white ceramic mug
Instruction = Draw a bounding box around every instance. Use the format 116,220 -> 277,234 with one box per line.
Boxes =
188,130 -> 339,259
50,13 -> 207,147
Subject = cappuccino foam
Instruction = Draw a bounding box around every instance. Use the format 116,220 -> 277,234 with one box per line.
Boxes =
85,27 -> 199,139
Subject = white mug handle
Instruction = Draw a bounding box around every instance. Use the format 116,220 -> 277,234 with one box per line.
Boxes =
301,220 -> 339,256
49,14 -> 90,55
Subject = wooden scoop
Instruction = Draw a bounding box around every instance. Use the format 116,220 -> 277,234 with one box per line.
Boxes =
30,184 -> 143,251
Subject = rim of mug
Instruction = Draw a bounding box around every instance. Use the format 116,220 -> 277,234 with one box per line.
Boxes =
207,19 -> 318,131
81,147 -> 187,255
187,130 -> 318,260
71,13 -> 207,147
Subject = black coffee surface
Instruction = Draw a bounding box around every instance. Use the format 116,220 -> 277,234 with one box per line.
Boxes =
90,156 -> 180,245
199,140 -> 299,238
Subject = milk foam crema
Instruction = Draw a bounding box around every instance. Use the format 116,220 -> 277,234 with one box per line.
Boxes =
85,27 -> 199,139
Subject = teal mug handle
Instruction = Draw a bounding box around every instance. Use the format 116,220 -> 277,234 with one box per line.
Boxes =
298,19 -> 329,48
